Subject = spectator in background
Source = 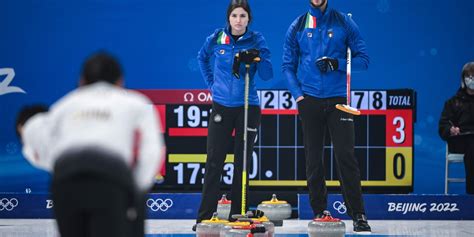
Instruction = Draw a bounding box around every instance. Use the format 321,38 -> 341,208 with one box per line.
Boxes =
439,61 -> 474,194
17,52 -> 165,237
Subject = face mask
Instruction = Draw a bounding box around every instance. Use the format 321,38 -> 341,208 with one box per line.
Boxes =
465,76 -> 474,90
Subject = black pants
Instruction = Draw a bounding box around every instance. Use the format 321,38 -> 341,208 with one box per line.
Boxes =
51,148 -> 141,237
449,135 -> 474,194
298,96 -> 365,219
197,102 -> 261,222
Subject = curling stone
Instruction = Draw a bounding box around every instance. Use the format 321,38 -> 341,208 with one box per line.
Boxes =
256,194 -> 291,226
307,211 -> 345,237
220,222 -> 268,237
196,212 -> 229,237
216,194 -> 232,220
250,215 -> 275,237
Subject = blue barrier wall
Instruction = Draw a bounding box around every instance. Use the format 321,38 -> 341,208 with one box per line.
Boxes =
2,193 -> 473,220
1,0 -> 473,194
298,194 -> 474,220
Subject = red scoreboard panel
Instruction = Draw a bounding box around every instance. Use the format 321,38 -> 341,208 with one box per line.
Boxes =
138,89 -> 416,193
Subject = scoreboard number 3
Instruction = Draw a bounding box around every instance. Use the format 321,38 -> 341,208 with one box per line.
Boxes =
392,116 -> 406,144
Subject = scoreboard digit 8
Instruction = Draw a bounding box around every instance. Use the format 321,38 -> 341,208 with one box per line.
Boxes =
139,89 -> 416,193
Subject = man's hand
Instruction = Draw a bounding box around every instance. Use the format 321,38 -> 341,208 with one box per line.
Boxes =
316,57 -> 338,73
296,96 -> 304,103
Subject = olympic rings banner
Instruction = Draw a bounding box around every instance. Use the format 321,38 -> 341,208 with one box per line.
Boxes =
2,193 -> 473,219
0,194 -> 54,218
298,194 -> 474,220
0,193 -> 201,219
145,193 -> 201,219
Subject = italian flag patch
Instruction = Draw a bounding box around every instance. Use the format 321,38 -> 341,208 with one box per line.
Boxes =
217,31 -> 230,45
305,13 -> 317,29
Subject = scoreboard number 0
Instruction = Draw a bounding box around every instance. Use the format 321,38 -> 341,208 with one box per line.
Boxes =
393,153 -> 406,179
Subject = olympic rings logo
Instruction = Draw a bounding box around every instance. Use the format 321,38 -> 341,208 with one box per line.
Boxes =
0,198 -> 19,211
332,201 -> 347,214
146,198 -> 173,212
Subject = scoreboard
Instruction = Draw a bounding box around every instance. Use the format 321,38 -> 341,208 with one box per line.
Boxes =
139,89 -> 416,193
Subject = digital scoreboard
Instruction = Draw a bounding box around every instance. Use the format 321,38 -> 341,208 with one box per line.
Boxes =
139,89 -> 416,193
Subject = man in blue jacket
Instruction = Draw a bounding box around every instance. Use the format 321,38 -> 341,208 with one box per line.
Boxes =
282,0 -> 371,233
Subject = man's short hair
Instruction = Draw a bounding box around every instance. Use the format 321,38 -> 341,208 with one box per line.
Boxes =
81,52 -> 123,85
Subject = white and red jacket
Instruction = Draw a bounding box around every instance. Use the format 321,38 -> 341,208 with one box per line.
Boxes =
22,82 -> 165,192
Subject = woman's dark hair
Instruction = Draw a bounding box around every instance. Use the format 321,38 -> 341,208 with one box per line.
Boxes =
15,104 -> 49,139
226,0 -> 252,25
461,61 -> 474,88
81,52 -> 123,85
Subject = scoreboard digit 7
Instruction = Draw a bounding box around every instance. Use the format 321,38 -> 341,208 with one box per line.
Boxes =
138,89 -> 416,193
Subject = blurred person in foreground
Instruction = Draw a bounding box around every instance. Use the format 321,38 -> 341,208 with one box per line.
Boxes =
17,52 -> 165,237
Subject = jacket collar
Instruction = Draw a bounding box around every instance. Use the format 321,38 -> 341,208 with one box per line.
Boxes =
224,26 -> 251,43
456,88 -> 474,101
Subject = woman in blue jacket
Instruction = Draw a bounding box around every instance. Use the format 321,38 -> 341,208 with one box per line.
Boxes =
194,0 -> 273,229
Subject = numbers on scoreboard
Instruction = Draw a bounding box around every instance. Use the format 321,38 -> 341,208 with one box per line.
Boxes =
170,151 -> 259,185
173,163 -> 184,184
223,163 -> 233,185
261,90 -> 278,109
249,152 -> 258,179
172,105 -> 210,128
393,153 -> 406,179
351,91 -> 387,110
385,147 -> 412,185
279,91 -> 296,109
392,116 -> 406,144
188,163 -> 200,184
259,90 -> 296,110
369,91 -> 387,110
352,91 -> 368,109
159,89 -> 415,190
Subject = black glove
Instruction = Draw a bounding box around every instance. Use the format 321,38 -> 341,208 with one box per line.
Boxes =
316,57 -> 338,73
239,49 -> 260,64
232,49 -> 260,79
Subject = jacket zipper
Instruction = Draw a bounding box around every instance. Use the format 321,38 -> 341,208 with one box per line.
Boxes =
319,26 -> 324,96
230,43 -> 235,105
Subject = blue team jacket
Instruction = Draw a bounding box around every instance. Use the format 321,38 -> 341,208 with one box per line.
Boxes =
197,27 -> 273,107
282,4 -> 369,99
